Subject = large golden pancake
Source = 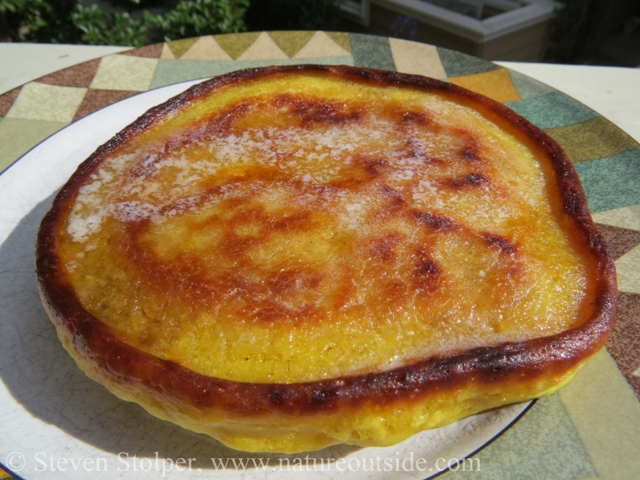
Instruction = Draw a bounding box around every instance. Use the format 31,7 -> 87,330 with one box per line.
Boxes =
36,65 -> 616,453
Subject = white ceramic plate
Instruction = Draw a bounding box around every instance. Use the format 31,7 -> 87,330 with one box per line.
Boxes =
0,80 -> 531,480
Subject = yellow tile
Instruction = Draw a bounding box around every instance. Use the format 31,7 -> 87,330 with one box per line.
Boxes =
90,55 -> 158,91
326,32 -> 351,53
592,206 -> 640,231
181,36 -> 232,61
389,38 -> 447,80
214,32 -> 261,60
293,31 -> 351,59
559,349 -> 640,480
449,68 -> 521,103
237,31 -> 288,61
166,37 -> 198,59
615,244 -> 640,294
5,82 -> 86,123
269,31 -> 315,58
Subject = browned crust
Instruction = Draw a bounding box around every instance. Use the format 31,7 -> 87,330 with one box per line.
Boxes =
36,65 -> 617,417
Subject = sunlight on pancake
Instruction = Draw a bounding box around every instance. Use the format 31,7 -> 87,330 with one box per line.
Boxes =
59,73 -> 588,383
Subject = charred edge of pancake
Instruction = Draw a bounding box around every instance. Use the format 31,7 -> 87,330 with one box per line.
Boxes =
36,64 -> 617,417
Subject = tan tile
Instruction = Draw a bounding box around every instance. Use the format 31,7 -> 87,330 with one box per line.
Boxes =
237,32 -> 288,61
293,31 -> 351,59
616,244 -> 640,294
592,207 -> 640,231
90,55 -> 158,91
181,36 -> 233,61
161,43 -> 176,60
5,82 -> 86,123
389,38 -> 447,80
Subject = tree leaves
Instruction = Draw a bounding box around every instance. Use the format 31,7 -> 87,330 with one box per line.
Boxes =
147,0 -> 250,42
1,0 -> 249,45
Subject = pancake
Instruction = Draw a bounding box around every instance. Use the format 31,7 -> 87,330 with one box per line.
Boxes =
36,65 -> 616,453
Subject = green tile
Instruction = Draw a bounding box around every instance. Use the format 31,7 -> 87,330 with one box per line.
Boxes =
505,91 -> 599,130
437,47 -> 499,78
574,148 -> 640,213
507,69 -> 555,100
349,33 -> 395,70
149,59 -> 235,89
0,118 -> 67,173
443,395 -> 597,480
149,56 -> 354,90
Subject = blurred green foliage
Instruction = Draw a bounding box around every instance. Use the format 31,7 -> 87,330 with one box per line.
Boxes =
1,0 -> 82,43
71,4 -> 150,47
151,0 -> 249,41
0,0 -> 249,45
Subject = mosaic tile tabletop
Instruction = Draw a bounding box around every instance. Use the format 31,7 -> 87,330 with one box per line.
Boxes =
1,32 -> 639,480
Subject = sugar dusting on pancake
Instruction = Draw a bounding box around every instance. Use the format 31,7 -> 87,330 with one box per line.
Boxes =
57,73 -> 588,384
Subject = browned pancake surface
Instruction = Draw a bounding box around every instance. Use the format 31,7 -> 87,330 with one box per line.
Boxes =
37,65 -> 616,452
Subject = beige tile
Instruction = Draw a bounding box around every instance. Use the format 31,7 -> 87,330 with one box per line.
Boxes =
5,82 -> 86,123
293,31 -> 351,59
0,118 -> 67,172
615,244 -> 640,294
90,55 -> 158,91
237,31 -> 288,61
592,206 -> 640,231
181,36 -> 233,61
629,204 -> 640,222
389,38 -> 447,80
559,349 -> 640,480
160,43 -> 176,60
